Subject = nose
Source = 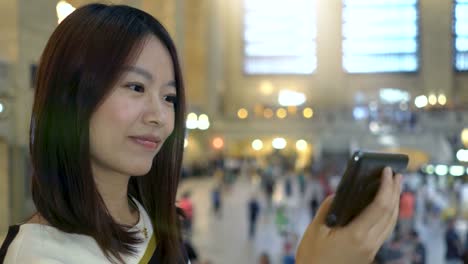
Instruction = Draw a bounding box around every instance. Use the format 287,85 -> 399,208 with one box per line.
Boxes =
143,96 -> 165,127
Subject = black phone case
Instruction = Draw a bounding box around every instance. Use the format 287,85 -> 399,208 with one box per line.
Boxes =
325,151 -> 409,227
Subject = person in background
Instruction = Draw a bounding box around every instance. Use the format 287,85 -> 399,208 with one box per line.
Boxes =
463,230 -> 468,263
399,184 -> 416,237
282,232 -> 298,264
262,168 -> 275,210
282,243 -> 295,264
247,193 -> 261,240
179,191 -> 194,235
383,234 -> 405,264
297,169 -> 306,198
211,184 -> 222,218
275,205 -> 289,236
183,238 -> 199,264
309,195 -> 319,220
445,218 -> 463,264
409,230 -> 425,264
179,217 -> 200,264
284,168 -> 295,198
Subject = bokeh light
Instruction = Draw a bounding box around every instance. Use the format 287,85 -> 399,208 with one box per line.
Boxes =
303,107 -> 313,118
237,108 -> 248,119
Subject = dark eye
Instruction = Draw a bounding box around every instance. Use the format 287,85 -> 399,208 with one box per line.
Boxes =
125,83 -> 145,93
164,95 -> 177,104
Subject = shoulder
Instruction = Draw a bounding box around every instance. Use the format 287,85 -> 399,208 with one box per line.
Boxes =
1,224 -> 71,263
0,224 -> 105,264
0,224 -> 60,263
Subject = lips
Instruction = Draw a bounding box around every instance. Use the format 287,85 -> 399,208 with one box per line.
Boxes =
129,135 -> 162,150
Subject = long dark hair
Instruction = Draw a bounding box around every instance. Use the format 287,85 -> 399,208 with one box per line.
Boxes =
30,3 -> 186,263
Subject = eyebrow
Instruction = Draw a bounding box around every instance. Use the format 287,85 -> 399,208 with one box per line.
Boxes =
122,66 -> 176,89
166,80 -> 177,89
122,66 -> 153,81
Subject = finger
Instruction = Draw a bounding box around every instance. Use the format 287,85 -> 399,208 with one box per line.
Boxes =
361,172 -> 401,259
369,202 -> 400,258
311,195 -> 335,228
348,167 -> 394,233
372,171 -> 400,226
383,174 -> 402,237
299,195 -> 335,249
373,173 -> 402,245
375,191 -> 400,256
382,189 -> 400,241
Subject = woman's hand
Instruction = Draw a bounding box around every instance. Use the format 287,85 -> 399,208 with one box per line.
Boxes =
296,167 -> 402,264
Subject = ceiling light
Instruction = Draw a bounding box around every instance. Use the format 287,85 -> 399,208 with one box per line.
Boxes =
197,114 -> 210,130
303,107 -> 313,118
296,139 -> 307,151
186,113 -> 198,129
252,139 -> 263,151
278,90 -> 306,106
237,108 -> 248,119
438,94 -> 447,105
414,95 -> 428,108
428,94 -> 437,105
272,138 -> 286,149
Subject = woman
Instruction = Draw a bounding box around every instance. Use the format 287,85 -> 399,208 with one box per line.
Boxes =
0,3 -> 402,264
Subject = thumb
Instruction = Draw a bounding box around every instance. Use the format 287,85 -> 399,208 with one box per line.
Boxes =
312,195 -> 335,226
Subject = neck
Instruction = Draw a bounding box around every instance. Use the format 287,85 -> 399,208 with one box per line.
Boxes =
92,164 -> 139,226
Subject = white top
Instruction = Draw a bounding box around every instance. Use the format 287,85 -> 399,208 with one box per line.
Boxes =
3,198 -> 154,264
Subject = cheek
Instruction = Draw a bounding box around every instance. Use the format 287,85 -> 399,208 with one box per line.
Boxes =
89,96 -> 141,149
96,96 -> 140,136
107,98 -> 140,126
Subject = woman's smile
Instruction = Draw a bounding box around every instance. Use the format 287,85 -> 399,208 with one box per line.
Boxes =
128,135 -> 161,151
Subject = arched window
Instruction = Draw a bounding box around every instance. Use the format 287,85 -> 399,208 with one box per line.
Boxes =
243,0 -> 317,74
342,0 -> 419,73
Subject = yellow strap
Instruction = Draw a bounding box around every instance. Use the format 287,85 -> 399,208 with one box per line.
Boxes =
138,234 -> 157,264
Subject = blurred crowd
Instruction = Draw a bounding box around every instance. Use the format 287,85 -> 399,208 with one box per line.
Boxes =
177,151 -> 468,264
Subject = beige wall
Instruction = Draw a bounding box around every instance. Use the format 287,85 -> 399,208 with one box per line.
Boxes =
142,0 -> 177,37
0,1 -> 18,62
182,0 -> 209,108
13,0 -> 57,147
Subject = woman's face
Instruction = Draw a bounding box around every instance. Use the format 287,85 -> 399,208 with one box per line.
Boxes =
89,36 -> 176,177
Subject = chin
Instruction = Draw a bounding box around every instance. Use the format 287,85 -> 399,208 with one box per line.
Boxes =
132,167 -> 153,176
125,161 -> 153,176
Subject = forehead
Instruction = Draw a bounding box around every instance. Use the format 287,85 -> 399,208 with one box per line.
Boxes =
130,36 -> 175,80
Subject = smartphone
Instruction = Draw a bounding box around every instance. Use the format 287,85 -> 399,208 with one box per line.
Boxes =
325,151 -> 409,228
